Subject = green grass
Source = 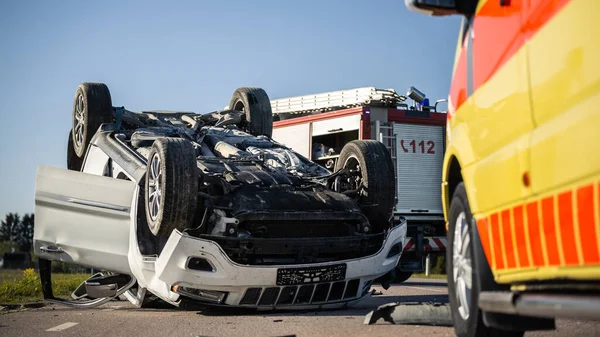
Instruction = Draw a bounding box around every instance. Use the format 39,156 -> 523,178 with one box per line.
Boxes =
0,269 -> 23,284
412,273 -> 448,280
0,269 -> 89,304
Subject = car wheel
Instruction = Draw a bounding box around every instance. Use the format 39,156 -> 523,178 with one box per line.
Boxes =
145,137 -> 198,237
448,183 -> 524,337
229,87 -> 273,137
334,140 -> 395,232
393,270 -> 413,283
67,128 -> 84,171
71,82 -> 113,158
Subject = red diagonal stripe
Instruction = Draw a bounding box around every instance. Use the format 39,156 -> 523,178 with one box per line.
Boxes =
578,184 -> 600,264
558,191 -> 578,265
513,205 -> 530,268
542,196 -> 560,266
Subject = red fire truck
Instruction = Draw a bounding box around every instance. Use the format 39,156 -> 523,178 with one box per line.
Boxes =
270,86 -> 448,281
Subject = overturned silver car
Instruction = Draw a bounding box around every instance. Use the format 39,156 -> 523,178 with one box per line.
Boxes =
34,83 -> 406,309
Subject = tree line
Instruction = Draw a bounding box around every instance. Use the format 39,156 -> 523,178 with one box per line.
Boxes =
1,213 -> 35,252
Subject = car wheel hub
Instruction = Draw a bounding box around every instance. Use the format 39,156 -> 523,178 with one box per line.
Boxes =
233,100 -> 245,112
148,153 -> 162,221
453,211 -> 473,321
74,93 -> 85,147
343,155 -> 362,190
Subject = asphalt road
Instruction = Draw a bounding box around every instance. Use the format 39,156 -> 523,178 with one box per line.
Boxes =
1,278 -> 599,337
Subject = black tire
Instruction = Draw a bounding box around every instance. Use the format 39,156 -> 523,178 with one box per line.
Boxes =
67,128 -> 84,171
393,270 -> 413,283
447,183 -> 524,337
71,82 -> 113,158
228,87 -> 273,137
334,140 -> 395,231
144,137 -> 198,237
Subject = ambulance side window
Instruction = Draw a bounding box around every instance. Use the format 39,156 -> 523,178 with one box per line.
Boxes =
458,0 -> 478,44
457,0 -> 479,18
461,15 -> 474,44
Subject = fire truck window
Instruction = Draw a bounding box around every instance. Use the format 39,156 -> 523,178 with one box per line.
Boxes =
312,130 -> 359,160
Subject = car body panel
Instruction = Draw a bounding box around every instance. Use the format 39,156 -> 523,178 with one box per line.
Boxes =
528,0 -> 600,195
440,125 -> 476,221
34,165 -> 136,274
81,145 -> 111,176
477,176 -> 600,284
447,0 -> 534,217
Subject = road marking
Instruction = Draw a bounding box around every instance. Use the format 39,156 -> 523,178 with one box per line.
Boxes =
403,285 -> 446,293
46,322 -> 79,332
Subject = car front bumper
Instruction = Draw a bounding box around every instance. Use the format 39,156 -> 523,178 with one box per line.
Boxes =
152,219 -> 407,309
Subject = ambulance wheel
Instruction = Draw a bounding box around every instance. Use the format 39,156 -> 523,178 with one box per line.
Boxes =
448,183 -> 524,337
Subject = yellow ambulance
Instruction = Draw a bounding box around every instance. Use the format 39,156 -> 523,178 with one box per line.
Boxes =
405,0 -> 600,336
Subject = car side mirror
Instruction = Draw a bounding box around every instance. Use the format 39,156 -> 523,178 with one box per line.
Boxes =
404,0 -> 460,16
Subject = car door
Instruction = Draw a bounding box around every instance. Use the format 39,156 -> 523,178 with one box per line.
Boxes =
527,0 -> 599,195
446,0 -> 537,277
461,0 -> 535,217
34,165 -> 137,274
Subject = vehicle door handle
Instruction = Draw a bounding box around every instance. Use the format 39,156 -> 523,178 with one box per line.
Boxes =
500,0 -> 510,6
40,246 -> 64,254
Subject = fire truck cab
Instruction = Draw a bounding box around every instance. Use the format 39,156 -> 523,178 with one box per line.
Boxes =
270,86 -> 448,282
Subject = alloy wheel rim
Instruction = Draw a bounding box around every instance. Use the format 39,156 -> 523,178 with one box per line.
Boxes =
233,100 -> 245,112
453,211 -> 473,320
74,93 -> 85,147
148,153 -> 162,221
343,155 -> 362,190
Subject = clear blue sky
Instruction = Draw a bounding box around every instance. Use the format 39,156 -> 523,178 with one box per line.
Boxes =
0,0 -> 461,217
